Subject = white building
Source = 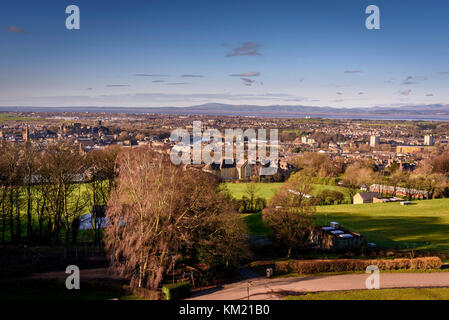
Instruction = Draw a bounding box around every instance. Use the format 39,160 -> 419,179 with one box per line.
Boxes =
370,135 -> 380,147
424,134 -> 435,146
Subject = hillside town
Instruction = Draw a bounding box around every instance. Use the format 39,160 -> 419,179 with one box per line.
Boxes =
1,111 -> 446,181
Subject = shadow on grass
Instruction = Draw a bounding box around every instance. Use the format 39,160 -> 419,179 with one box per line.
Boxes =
315,212 -> 449,251
0,278 -> 130,300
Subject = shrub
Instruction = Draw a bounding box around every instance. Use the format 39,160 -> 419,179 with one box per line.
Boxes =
123,285 -> 161,300
315,189 -> 345,205
238,196 -> 267,213
162,281 -> 191,300
410,257 -> 442,269
270,257 -> 442,275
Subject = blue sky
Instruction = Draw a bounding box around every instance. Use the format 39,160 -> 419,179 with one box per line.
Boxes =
1,0 -> 449,108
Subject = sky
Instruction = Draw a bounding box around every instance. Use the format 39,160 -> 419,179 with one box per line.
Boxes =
1,0 -> 449,108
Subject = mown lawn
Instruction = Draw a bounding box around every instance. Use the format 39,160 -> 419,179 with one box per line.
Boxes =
224,182 -> 284,201
237,188 -> 449,251
316,199 -> 449,252
285,287 -> 449,300
224,182 -> 353,202
227,183 -> 449,252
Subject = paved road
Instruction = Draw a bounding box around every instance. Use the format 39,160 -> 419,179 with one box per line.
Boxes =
190,272 -> 449,300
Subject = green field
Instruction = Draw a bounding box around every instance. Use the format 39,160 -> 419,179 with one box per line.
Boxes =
1,182 -> 104,242
243,199 -> 449,251
224,182 -> 284,201
316,199 -> 449,252
230,182 -> 449,252
224,182 -> 353,203
0,113 -> 41,122
285,287 -> 449,300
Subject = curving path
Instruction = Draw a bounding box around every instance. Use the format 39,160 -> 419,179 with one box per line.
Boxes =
189,272 -> 449,300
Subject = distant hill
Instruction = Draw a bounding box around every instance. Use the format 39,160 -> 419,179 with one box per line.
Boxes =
2,104 -> 449,120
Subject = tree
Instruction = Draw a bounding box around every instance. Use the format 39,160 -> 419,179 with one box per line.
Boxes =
244,182 -> 261,212
39,142 -> 87,244
430,153 -> 449,174
389,170 -> 407,197
342,160 -> 378,189
291,153 -> 344,178
20,142 -> 38,243
427,174 -> 446,199
0,141 -> 23,242
85,146 -> 119,244
262,176 -> 315,258
402,173 -> 422,200
104,147 -> 249,290
34,157 -> 52,243
315,189 -> 345,205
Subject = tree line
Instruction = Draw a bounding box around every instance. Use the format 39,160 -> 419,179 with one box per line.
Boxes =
0,141 -> 119,245
291,152 -> 449,200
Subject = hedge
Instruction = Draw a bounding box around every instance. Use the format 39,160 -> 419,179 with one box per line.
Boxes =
162,281 -> 191,300
123,285 -> 161,300
253,257 -> 442,275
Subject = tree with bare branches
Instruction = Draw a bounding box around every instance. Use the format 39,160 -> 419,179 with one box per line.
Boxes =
85,146 -> 120,243
39,142 -> 87,244
104,147 -> 249,289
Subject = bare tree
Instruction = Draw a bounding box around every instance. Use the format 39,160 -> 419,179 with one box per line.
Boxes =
40,142 -> 87,244
0,141 -> 23,242
104,147 -> 249,289
19,142 -> 38,243
85,146 -> 119,244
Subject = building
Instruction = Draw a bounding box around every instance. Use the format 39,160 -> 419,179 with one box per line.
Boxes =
301,136 -> 316,145
424,134 -> 435,146
236,160 -> 253,180
311,222 -> 365,251
202,162 -> 220,176
396,145 -> 433,154
219,159 -> 238,180
22,125 -> 30,141
370,184 -> 429,199
372,197 -> 401,203
353,192 -> 381,204
370,135 -> 380,147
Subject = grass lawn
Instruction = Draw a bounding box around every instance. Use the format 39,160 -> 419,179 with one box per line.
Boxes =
224,182 -> 284,201
316,199 -> 449,252
285,287 -> 449,300
1,181 -> 108,242
309,184 -> 354,203
238,190 -> 449,251
242,213 -> 271,236
224,182 -> 353,202
227,182 -> 449,252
